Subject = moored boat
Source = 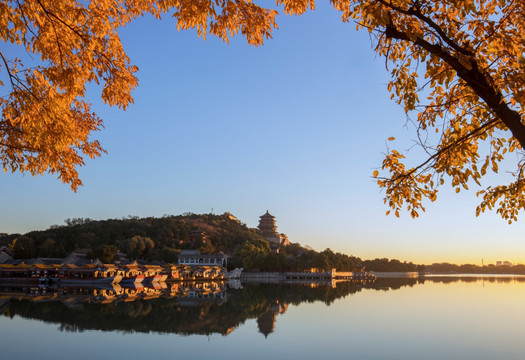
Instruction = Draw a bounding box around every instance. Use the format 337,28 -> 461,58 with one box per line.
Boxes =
120,275 -> 144,284
141,265 -> 167,283
119,264 -> 144,284
57,264 -> 122,284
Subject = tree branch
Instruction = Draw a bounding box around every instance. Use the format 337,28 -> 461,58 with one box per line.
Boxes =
377,0 -> 473,55
384,117 -> 501,188
0,51 -> 16,90
383,22 -> 525,150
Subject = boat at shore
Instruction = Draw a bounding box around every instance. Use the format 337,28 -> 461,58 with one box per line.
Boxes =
57,264 -> 122,284
120,275 -> 144,284
1,262 -> 241,285
141,265 -> 167,283
119,264 -> 145,284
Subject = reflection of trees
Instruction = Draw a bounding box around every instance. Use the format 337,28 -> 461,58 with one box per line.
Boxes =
364,276 -> 525,290
420,276 -> 525,284
3,277 -> 524,336
1,282 -> 364,336
364,278 -> 421,291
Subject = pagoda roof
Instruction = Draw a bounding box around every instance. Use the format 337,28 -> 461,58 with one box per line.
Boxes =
259,210 -> 275,219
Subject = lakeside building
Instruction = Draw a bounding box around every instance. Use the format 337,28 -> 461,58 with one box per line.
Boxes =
0,248 -> 102,267
1,248 -> 240,284
178,250 -> 228,267
257,211 -> 290,251
223,212 -> 239,222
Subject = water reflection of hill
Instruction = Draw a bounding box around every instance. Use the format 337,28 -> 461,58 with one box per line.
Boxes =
1,281 -> 367,336
2,276 -> 523,336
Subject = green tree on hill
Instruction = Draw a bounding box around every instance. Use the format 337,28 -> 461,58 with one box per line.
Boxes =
234,238 -> 271,271
120,236 -> 155,260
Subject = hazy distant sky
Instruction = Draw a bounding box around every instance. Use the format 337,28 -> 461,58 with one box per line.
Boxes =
1,2 -> 523,264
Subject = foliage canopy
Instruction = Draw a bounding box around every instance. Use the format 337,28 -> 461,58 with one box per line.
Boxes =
2,0 -> 525,220
1,0 -> 278,190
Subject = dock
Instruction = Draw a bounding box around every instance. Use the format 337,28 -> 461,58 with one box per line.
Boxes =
241,270 -> 376,282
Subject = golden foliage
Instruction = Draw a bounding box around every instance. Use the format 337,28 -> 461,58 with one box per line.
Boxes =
337,0 -> 525,222
3,0 -> 525,222
1,0 -> 279,190
280,0 -> 525,221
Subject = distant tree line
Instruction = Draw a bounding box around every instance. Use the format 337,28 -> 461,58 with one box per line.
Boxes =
230,239 -> 362,272
426,263 -> 525,275
362,258 -> 424,272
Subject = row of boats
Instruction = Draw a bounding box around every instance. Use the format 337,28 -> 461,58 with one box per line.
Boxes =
0,263 -> 235,285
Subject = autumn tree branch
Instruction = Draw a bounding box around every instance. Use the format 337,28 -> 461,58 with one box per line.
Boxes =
377,0 -> 473,55
0,51 -> 16,90
382,116 -> 501,188
382,20 -> 525,151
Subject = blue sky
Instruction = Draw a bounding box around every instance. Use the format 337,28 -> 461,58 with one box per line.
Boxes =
1,2 -> 524,264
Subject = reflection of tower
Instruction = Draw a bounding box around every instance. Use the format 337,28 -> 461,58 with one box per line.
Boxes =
256,300 -> 288,338
257,309 -> 277,338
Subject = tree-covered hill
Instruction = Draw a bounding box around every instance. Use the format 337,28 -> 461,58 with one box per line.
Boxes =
3,213 -> 367,271
3,213 -> 425,272
7,213 -> 263,263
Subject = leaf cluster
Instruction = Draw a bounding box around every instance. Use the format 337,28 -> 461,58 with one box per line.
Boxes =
1,0 -> 281,188
349,0 -> 525,220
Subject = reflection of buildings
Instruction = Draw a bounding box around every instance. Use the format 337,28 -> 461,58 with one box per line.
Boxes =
0,280 -> 231,307
173,281 -> 228,306
256,300 -> 289,338
257,211 -> 290,252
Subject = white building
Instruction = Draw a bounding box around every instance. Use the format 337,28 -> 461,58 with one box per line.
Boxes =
178,250 -> 228,267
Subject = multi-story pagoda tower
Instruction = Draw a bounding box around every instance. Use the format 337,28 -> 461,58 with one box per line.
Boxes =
258,211 -> 278,238
257,211 -> 290,247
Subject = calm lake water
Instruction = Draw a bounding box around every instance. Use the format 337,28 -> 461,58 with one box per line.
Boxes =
1,276 -> 525,359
